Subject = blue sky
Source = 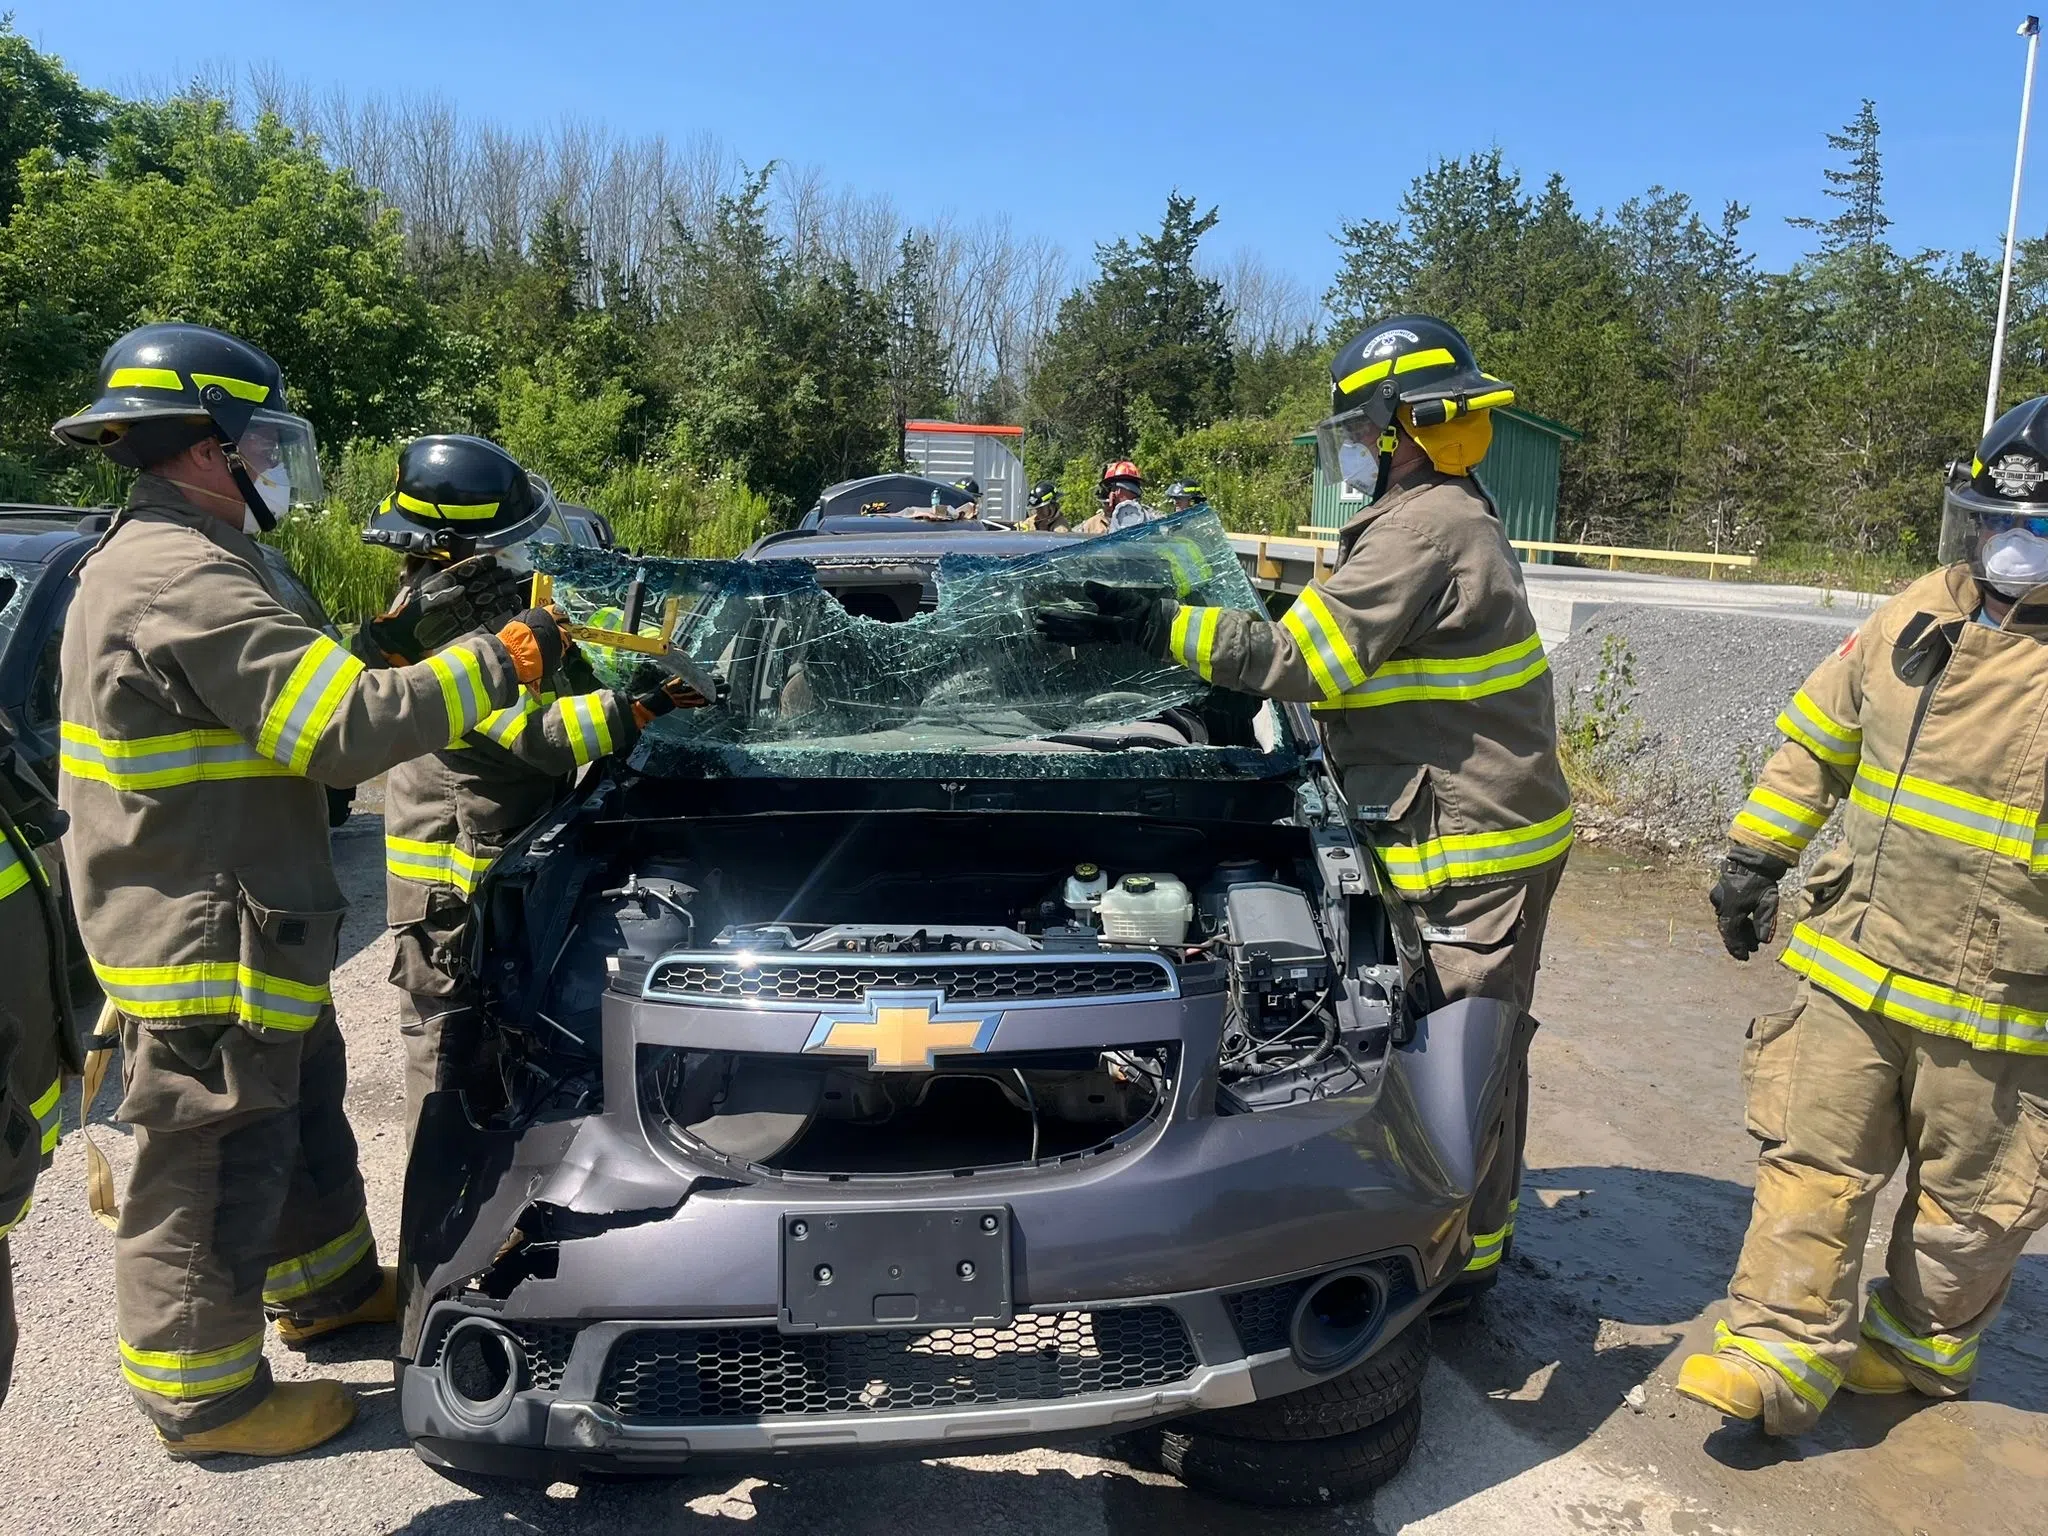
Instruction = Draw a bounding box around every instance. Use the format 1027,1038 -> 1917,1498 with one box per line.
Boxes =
16,1 -> 2047,293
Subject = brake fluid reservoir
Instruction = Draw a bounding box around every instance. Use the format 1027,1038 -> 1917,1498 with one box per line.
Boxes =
1097,874 -> 1193,945
1063,862 -> 1109,921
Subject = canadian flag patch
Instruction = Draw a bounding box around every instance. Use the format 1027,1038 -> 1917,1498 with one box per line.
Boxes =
1835,632 -> 1858,659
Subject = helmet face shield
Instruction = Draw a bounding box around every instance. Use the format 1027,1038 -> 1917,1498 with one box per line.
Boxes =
1315,401 -> 1395,495
232,409 -> 324,513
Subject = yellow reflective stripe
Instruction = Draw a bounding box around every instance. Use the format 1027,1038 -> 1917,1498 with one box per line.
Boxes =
92,958 -> 329,1032
1281,586 -> 1368,701
107,366 -> 183,392
31,1076 -> 60,1156
474,698 -> 538,748
60,722 -> 294,790
570,693 -> 615,762
263,1214 -> 373,1306
119,1331 -> 264,1400
1393,346 -> 1455,374
1463,1221 -> 1509,1272
0,1192 -> 31,1240
0,838 -> 28,900
1862,1294 -> 1980,1377
1378,807 -> 1576,895
425,644 -> 490,744
257,635 -> 363,773
1713,1320 -> 1839,1411
1464,387 -> 1516,409
1733,786 -> 1830,857
1783,923 -> 2048,1054
1777,690 -> 1861,766
1849,761 -> 2037,862
396,490 -> 501,521
384,835 -> 494,896
1313,633 -> 1549,711
1336,358 -> 1393,396
186,372 -> 270,403
1168,605 -> 1223,681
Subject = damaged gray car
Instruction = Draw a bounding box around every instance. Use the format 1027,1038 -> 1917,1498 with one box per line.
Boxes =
396,509 -> 1520,1506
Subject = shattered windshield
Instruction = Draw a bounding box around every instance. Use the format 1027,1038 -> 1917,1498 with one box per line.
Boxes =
0,567 -> 25,648
530,509 -> 1293,779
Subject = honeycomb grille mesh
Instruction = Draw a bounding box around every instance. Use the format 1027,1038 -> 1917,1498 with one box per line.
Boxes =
645,959 -> 1170,1006
1224,1280 -> 1311,1355
596,1308 -> 1197,1422
421,1318 -> 579,1394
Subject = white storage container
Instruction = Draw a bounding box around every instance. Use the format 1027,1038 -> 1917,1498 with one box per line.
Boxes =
1097,874 -> 1193,945
1062,863 -> 1109,920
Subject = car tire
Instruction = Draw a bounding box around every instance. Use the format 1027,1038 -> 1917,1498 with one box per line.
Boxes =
1186,1317 -> 1429,1441
1153,1393 -> 1423,1507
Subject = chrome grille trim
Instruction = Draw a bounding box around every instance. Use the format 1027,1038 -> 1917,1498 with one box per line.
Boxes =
640,950 -> 1180,1010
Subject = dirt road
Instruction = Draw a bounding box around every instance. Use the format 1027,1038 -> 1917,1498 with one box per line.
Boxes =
5,824 -> 2046,1535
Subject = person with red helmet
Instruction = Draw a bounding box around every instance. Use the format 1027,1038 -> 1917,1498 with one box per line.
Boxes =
1074,461 -> 1151,536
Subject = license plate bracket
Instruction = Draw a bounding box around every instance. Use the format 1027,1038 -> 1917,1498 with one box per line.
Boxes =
780,1207 -> 1012,1332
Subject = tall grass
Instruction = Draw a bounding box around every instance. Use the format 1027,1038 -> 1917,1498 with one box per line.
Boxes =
588,462 -> 770,558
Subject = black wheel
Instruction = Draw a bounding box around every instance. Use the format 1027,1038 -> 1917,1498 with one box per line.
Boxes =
1155,1393 -> 1423,1507
1187,1317 -> 1429,1441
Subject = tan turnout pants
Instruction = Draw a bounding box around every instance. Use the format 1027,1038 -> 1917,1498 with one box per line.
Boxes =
1717,982 -> 2048,1434
1418,858 -> 1565,1284
114,1009 -> 379,1436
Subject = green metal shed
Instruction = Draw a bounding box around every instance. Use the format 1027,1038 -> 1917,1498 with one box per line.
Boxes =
1293,405 -> 1582,555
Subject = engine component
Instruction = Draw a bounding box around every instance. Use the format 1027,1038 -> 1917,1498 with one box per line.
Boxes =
606,874 -> 696,958
1196,859 -> 1271,935
1217,883 -> 1350,1104
1098,873 -> 1193,945
1225,884 -> 1330,995
1062,862 -> 1109,924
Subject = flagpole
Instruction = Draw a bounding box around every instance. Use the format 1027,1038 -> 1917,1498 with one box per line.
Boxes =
1987,16 -> 2043,434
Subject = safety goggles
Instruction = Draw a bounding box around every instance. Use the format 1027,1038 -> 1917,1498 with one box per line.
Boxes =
1978,509 -> 2048,537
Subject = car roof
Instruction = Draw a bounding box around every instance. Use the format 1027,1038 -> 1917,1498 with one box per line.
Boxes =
746,528 -> 1072,563
0,505 -> 108,564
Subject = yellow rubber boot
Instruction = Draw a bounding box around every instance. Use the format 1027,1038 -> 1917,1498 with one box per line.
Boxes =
160,1380 -> 357,1459
1842,1341 -> 1913,1395
1676,1352 -> 1764,1420
276,1264 -> 397,1347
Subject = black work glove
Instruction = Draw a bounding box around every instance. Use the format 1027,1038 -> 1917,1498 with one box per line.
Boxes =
1034,580 -> 1171,652
626,660 -> 716,727
362,556 -> 531,664
496,605 -> 569,685
1710,845 -> 1791,961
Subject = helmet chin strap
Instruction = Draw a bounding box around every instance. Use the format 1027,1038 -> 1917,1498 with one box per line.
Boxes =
196,382 -> 277,533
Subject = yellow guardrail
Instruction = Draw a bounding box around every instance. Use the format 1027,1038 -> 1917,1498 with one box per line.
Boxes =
1291,527 -> 1756,579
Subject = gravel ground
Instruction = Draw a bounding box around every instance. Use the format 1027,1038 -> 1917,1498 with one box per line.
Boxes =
1550,604 -> 1859,855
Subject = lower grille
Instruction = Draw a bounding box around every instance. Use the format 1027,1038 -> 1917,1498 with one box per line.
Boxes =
1225,1279 -> 1311,1355
597,1308 -> 1198,1423
422,1318 -> 579,1394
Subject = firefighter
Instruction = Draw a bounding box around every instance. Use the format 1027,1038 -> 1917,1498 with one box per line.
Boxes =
369,436 -> 698,1143
1035,315 -> 1567,1303
0,708 -> 75,1408
1164,479 -> 1210,516
51,323 -> 569,1458
1024,481 -> 1068,532
1073,461 -> 1150,536
1680,396 -> 2048,1435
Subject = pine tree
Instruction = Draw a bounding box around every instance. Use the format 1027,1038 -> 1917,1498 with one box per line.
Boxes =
1788,99 -> 1891,258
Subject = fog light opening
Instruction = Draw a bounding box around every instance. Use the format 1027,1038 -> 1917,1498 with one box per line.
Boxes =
440,1317 -> 521,1425
1290,1267 -> 1388,1373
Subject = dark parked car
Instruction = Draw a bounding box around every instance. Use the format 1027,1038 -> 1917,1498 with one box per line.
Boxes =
397,510 -> 1517,1505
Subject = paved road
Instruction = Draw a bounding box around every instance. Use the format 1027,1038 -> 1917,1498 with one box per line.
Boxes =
5,831 -> 2046,1534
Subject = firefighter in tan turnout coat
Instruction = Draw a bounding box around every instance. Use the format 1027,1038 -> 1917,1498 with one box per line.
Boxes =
365,436 -> 644,1142
1682,395 -> 2048,1435
1036,316 -> 1572,1300
51,324 -> 569,1458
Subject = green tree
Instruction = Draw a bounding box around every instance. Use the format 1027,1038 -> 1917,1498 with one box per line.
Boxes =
0,14 -> 108,217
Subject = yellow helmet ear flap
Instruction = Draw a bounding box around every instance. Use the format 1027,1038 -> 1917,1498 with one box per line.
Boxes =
1397,404 -> 1495,476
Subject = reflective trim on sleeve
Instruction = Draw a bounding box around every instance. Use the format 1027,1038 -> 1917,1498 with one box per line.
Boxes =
384,835 -> 494,896
31,1075 -> 60,1156
1862,1294 -> 1980,1378
119,1331 -> 265,1401
1713,1320 -> 1840,1412
1849,760 -> 2038,863
474,699 -> 538,749
60,723 -> 294,791
1312,632 -> 1549,711
1732,786 -> 1830,858
557,692 -> 615,765
425,643 -> 491,744
0,1192 -> 31,1240
1157,536 -> 1215,596
1168,605 -> 1223,681
257,635 -> 365,773
1777,689 -> 1862,767
1280,586 -> 1369,700
91,958 -> 329,1033
1783,922 -> 2048,1054
1376,807 -> 1576,897
0,837 -> 29,900
263,1213 -> 374,1307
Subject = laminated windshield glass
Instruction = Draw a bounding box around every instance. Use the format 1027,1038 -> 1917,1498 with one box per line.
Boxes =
529,509 -> 1294,779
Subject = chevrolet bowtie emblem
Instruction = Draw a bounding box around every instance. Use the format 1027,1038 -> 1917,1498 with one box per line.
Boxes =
802,989 -> 1001,1071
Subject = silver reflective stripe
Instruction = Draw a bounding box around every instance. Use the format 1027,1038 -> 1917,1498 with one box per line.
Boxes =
1784,925 -> 2048,1052
119,1331 -> 265,1398
60,727 -> 288,787
1862,1295 -> 1980,1377
264,1214 -> 373,1305
31,1076 -> 59,1154
1713,1320 -> 1840,1410
1345,636 -> 1546,706
266,640 -> 359,771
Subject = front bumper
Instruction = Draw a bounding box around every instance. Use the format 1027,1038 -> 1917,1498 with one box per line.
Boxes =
397,987 -> 1515,1477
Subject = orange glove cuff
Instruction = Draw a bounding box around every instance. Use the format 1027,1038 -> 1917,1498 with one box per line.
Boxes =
631,699 -> 657,729
497,623 -> 546,685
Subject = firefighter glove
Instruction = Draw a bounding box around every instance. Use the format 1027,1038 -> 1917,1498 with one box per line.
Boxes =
1710,845 -> 1791,961
1034,580 -> 1170,653
363,556 -> 530,664
497,605 -> 568,685
630,674 -> 714,728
